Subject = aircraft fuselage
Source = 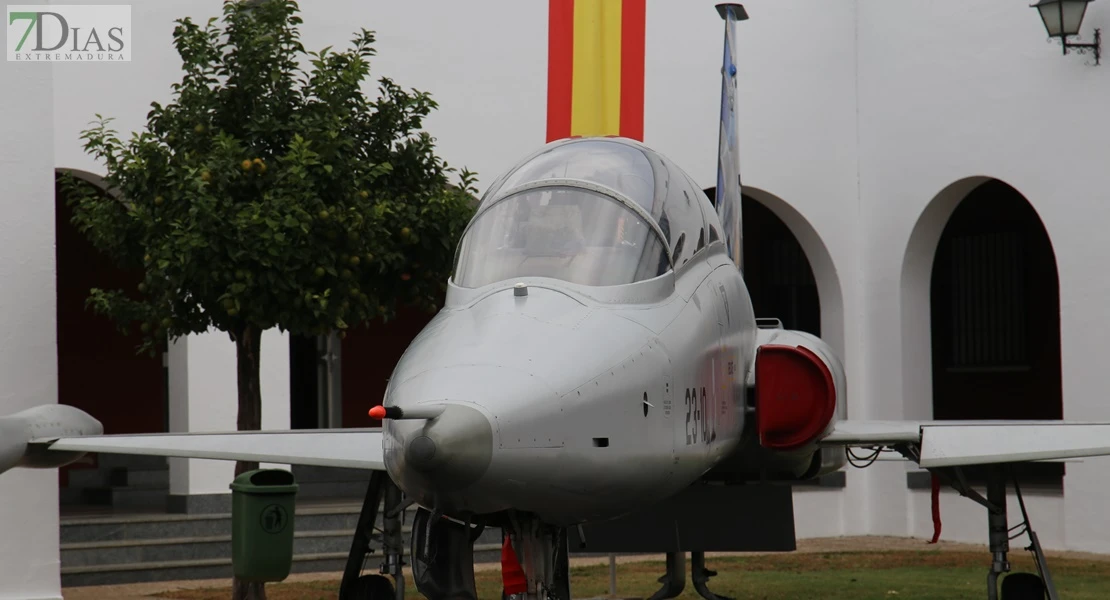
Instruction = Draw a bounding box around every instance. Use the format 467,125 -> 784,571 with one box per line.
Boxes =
383,243 -> 756,525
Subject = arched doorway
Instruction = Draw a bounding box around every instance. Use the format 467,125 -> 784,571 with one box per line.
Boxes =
704,187 -> 832,340
288,307 -> 436,430
928,179 -> 1062,483
55,170 -> 167,503
740,196 -> 820,336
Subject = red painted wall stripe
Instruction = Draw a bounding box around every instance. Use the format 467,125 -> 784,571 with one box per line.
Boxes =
546,0 -> 575,142
619,0 -> 645,141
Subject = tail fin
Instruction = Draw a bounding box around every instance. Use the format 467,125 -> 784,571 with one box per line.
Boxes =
714,3 -> 747,270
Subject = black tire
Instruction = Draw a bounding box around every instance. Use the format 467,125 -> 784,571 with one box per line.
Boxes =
1001,572 -> 1045,600
350,574 -> 396,600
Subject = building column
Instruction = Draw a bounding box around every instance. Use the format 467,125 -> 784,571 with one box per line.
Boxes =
0,39 -> 61,600
168,329 -> 290,513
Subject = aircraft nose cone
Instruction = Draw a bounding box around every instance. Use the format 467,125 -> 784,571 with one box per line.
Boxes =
394,403 -> 494,493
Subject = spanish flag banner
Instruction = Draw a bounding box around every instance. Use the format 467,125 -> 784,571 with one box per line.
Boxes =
546,0 -> 646,142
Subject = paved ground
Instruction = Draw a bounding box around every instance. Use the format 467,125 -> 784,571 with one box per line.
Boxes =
61,535 -> 1110,599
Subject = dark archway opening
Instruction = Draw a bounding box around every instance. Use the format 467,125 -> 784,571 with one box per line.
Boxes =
930,179 -> 1063,485
55,172 -> 167,505
339,307 -> 437,427
287,305 -> 437,497
705,188 -> 820,336
288,307 -> 439,430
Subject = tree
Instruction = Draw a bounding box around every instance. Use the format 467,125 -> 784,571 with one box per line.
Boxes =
61,1 -> 476,598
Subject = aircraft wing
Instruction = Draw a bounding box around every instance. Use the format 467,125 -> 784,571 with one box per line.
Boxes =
40,428 -> 386,470
822,420 -> 1110,468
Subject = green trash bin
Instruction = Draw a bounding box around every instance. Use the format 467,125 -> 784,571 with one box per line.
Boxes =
229,469 -> 299,583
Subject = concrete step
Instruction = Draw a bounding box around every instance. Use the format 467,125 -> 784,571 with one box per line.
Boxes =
58,501 -> 506,587
61,552 -> 351,587
81,486 -> 168,511
290,466 -> 372,499
61,504 -> 363,544
107,467 -> 169,488
95,453 -> 168,470
61,543 -> 504,587
291,466 -> 370,484
62,530 -> 354,567
60,487 -> 88,506
66,468 -> 108,488
295,480 -> 372,499
63,525 -> 504,568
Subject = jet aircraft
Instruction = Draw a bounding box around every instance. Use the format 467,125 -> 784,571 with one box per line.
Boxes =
4,4 -> 1110,600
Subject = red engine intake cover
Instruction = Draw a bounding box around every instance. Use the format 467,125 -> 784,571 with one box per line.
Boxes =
755,344 -> 837,451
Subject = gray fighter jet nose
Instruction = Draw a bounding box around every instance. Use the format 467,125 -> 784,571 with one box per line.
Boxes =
397,403 -> 494,491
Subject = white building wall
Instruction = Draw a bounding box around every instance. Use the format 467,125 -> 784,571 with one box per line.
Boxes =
0,4 -> 61,596
167,330 -> 290,503
856,0 -> 1110,550
4,1 -> 1108,593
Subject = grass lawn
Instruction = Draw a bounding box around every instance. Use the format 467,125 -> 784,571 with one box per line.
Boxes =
156,550 -> 1110,599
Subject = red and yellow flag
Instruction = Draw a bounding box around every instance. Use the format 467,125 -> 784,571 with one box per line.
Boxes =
546,0 -> 646,142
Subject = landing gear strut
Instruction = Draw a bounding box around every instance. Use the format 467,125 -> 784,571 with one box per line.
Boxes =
410,507 -> 484,600
647,551 -> 730,600
501,513 -> 571,600
338,471 -> 409,600
928,463 -> 1059,600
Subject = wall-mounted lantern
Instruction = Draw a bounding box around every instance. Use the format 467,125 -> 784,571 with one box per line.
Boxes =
1031,0 -> 1101,64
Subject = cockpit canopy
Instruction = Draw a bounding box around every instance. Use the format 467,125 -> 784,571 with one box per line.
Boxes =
452,137 -> 720,289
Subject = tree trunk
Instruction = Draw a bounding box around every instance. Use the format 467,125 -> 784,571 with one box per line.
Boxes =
232,325 -> 266,600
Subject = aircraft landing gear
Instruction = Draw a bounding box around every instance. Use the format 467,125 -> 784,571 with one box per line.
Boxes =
691,552 -> 733,600
647,552 -> 730,600
647,552 -> 684,600
338,471 -> 407,600
410,507 -> 484,600
501,513 -> 571,600
928,463 -> 1059,600
337,471 -> 489,600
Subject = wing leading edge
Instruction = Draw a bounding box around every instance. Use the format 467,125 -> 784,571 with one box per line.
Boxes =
822,420 -> 1110,468
43,429 -> 386,470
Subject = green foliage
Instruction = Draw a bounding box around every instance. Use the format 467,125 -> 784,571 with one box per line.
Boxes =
63,0 -> 477,353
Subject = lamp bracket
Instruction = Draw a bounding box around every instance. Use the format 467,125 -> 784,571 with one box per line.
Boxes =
1060,27 -> 1101,65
